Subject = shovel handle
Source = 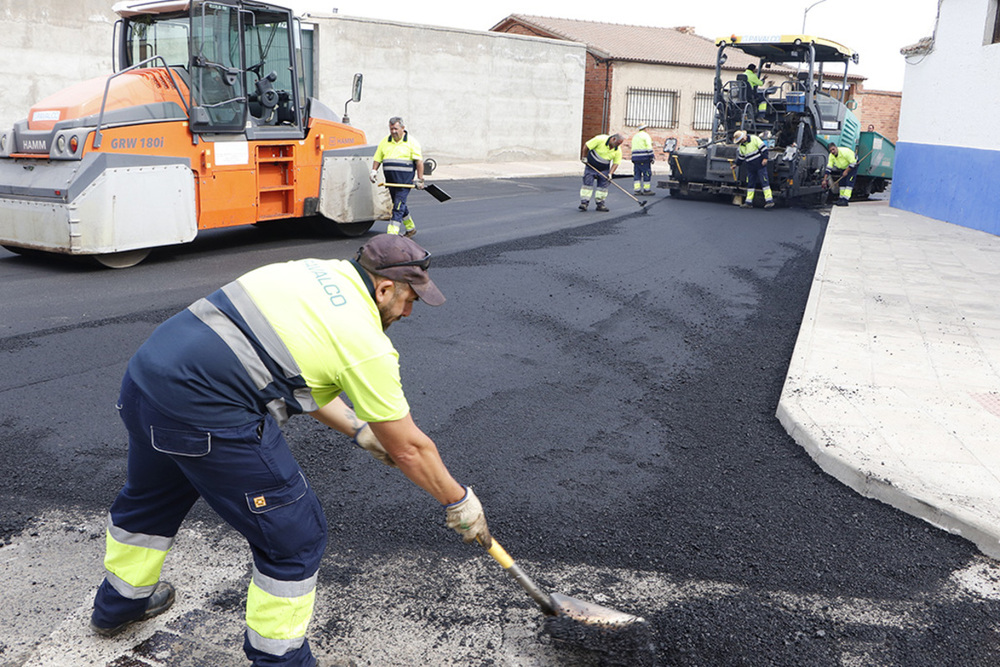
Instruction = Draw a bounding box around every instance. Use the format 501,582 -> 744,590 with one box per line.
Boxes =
480,537 -> 557,616
377,182 -> 416,189
485,539 -> 515,568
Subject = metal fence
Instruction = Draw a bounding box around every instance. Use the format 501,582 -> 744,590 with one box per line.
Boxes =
624,87 -> 679,129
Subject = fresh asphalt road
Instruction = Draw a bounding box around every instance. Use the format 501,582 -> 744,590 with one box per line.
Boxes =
2,178 -> 1000,666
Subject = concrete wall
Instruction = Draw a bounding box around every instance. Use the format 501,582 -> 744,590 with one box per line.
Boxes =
892,0 -> 1000,233
307,14 -> 586,165
0,1 -> 117,130
0,7 -> 586,167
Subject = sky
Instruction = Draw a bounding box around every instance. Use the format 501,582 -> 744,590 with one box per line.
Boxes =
287,0 -> 940,91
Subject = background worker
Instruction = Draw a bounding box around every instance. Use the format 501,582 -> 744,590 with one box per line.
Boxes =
371,117 -> 424,237
630,124 -> 655,196
743,63 -> 768,117
90,234 -> 491,667
823,143 -> 859,206
733,129 -> 775,209
579,133 -> 624,212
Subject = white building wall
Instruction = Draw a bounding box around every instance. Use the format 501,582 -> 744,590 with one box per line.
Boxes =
308,15 -> 586,164
893,0 -> 1000,233
898,0 -> 1000,149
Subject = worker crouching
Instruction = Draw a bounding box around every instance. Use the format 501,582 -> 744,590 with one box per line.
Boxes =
824,144 -> 858,206
733,130 -> 774,209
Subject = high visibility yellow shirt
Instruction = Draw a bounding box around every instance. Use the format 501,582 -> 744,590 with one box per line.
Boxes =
826,146 -> 857,171
374,132 -> 422,184
744,68 -> 764,88
585,135 -> 623,169
238,259 -> 409,423
737,134 -> 767,163
631,130 -> 654,162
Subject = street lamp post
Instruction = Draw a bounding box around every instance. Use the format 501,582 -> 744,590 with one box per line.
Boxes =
802,0 -> 830,34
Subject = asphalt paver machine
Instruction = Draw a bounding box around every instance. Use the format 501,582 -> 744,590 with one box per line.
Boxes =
662,34 -> 893,206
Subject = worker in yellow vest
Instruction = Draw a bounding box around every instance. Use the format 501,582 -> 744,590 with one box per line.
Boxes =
90,235 -> 491,666
630,124 -> 655,196
579,133 -> 624,212
823,144 -> 859,206
733,129 -> 774,209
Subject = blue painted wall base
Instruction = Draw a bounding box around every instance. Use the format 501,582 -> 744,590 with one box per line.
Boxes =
890,142 -> 1000,236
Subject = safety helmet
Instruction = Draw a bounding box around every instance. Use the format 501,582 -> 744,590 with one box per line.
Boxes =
732,130 -> 747,143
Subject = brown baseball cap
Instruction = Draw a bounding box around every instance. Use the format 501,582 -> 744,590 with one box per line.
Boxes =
356,234 -> 445,306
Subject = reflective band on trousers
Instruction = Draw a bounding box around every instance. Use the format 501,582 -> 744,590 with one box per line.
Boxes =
104,513 -> 174,599
246,564 -> 318,655
187,282 -> 317,425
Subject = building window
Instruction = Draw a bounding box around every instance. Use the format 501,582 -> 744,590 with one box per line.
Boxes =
692,92 -> 715,131
625,87 -> 679,129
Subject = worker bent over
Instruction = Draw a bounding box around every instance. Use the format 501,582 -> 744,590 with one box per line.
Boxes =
823,144 -> 858,206
733,130 -> 774,209
631,125 -> 655,196
90,234 -> 491,666
372,117 -> 424,237
580,133 -> 624,212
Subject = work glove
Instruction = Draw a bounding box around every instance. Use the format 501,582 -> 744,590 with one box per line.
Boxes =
445,486 -> 492,547
414,178 -> 425,189
352,424 -> 396,467
369,168 -> 378,183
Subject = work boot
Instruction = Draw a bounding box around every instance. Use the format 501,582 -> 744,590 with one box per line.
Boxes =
595,201 -> 609,212
578,201 -> 589,211
740,201 -> 752,209
835,198 -> 849,207
764,200 -> 775,209
404,227 -> 417,238
91,581 -> 176,638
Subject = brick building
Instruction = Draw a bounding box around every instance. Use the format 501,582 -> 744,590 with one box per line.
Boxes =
490,15 -> 876,159
855,86 -> 901,143
491,15 -> 762,157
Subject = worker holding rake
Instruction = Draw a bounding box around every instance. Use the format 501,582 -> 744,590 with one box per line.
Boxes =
579,133 -> 624,212
90,234 -> 490,666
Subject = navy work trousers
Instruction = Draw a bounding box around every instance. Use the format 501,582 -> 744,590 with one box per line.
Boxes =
93,372 -> 327,666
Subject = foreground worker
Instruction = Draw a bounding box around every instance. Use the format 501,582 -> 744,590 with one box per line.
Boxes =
630,124 -> 655,196
371,117 -> 425,237
579,133 -> 624,211
733,129 -> 774,209
823,143 -> 858,206
90,234 -> 491,666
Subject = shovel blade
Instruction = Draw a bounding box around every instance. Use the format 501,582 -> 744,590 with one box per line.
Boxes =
549,592 -> 645,629
424,183 -> 451,202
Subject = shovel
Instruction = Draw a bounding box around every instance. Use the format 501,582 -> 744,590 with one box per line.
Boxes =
378,181 -> 451,202
583,164 -> 648,213
482,537 -> 644,629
